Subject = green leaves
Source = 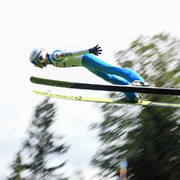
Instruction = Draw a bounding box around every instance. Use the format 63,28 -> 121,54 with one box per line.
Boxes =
91,33 -> 180,179
8,98 -> 69,180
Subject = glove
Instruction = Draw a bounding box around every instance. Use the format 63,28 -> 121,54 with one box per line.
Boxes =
89,45 -> 102,56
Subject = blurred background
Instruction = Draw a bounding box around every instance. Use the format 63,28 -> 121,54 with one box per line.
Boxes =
0,0 -> 179,179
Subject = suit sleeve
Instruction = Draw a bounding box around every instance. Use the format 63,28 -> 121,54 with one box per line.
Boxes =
50,49 -> 89,61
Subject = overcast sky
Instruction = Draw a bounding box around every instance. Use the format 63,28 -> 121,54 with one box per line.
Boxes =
0,0 -> 180,179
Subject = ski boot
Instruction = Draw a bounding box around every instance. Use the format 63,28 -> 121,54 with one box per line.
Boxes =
131,80 -> 149,86
115,94 -> 140,103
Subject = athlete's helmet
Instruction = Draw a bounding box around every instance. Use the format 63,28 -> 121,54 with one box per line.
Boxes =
29,48 -> 48,66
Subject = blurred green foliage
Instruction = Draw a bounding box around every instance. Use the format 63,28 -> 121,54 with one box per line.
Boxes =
8,98 -> 69,180
91,33 -> 180,180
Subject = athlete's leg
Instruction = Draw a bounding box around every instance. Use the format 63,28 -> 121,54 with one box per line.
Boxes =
83,66 -> 137,100
82,54 -> 145,83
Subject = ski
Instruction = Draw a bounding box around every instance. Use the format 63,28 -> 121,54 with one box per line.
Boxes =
30,76 -> 180,95
32,90 -> 180,108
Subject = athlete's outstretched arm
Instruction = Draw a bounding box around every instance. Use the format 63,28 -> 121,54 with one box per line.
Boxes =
55,45 -> 102,59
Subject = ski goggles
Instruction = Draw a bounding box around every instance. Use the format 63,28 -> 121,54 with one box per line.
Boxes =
32,60 -> 38,66
32,53 -> 44,66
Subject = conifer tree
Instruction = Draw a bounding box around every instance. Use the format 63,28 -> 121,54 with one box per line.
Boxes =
8,98 -> 69,180
8,152 -> 24,180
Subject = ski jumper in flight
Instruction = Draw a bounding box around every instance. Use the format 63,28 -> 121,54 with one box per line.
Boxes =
29,45 -> 149,102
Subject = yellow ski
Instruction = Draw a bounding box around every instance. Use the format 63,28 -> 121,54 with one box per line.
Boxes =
32,90 -> 180,108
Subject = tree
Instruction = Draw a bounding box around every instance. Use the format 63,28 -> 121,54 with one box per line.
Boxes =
8,98 -> 69,180
8,152 -> 24,180
91,33 -> 180,179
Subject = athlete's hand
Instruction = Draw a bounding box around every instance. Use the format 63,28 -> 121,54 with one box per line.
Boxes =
89,45 -> 102,56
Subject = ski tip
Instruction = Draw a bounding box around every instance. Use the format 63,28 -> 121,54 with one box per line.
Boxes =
30,76 -> 34,82
30,76 -> 38,83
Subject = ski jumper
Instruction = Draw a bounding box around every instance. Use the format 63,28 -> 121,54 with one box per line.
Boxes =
49,49 -> 145,100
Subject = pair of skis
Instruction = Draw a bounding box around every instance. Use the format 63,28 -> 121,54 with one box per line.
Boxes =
30,76 -> 180,108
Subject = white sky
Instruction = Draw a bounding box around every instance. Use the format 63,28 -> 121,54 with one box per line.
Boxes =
0,0 -> 180,179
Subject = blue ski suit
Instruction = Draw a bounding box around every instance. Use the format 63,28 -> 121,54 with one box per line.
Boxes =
49,49 -> 145,100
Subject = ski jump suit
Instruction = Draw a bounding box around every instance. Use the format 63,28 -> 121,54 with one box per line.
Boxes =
49,49 -> 145,100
